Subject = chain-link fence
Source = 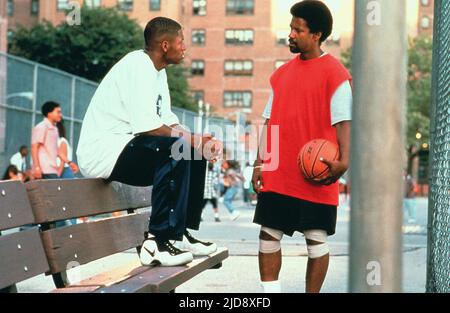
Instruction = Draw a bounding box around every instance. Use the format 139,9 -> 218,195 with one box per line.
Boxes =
0,52 -> 238,176
426,0 -> 450,294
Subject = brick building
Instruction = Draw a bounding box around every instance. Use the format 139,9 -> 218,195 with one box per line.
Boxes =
418,0 -> 434,35
3,0 -> 430,121
4,0 -> 353,121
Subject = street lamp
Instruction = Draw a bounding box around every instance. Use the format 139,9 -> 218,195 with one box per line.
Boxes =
415,132 -> 422,140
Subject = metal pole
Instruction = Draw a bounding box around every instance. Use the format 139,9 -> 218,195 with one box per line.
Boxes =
349,0 -> 407,293
31,64 -> 38,127
70,77 -> 76,146
0,0 -> 7,166
197,100 -> 203,134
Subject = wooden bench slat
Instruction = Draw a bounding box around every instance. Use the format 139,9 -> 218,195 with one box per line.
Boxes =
0,228 -> 50,289
41,212 -> 150,273
51,286 -> 100,293
94,248 -> 229,293
69,259 -> 149,288
26,179 -> 152,223
0,181 -> 35,231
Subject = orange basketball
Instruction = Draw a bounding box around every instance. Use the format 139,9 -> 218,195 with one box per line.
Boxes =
298,139 -> 340,181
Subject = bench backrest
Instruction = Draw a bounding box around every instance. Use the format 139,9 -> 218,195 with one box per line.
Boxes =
25,179 -> 153,275
0,181 -> 49,290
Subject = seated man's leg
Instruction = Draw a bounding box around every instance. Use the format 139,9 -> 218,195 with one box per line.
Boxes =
174,148 -> 218,255
108,135 -> 194,266
185,149 -> 207,232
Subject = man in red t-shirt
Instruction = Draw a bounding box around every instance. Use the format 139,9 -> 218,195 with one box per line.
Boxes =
252,1 -> 352,293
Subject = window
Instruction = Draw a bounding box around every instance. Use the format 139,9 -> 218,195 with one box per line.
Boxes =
224,60 -> 253,76
85,0 -> 101,8
31,0 -> 39,15
57,0 -> 69,10
421,16 -> 430,29
225,29 -> 254,45
224,91 -> 252,108
226,0 -> 254,15
192,29 -> 206,45
118,0 -> 133,11
7,0 -> 14,16
192,91 -> 204,105
191,60 -> 205,76
276,30 -> 289,45
150,0 -> 161,11
193,0 -> 206,16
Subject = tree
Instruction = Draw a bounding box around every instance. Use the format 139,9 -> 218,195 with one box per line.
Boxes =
8,6 -> 195,110
166,65 -> 197,111
406,36 -> 432,148
340,35 -> 433,149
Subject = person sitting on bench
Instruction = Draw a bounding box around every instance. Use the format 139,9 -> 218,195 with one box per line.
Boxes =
77,17 -> 222,267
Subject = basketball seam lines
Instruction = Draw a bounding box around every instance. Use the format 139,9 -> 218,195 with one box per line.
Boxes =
301,144 -> 311,178
300,150 -> 309,179
313,144 -> 339,180
310,140 -> 327,179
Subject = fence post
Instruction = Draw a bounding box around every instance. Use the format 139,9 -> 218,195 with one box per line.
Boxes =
31,64 -> 38,128
0,2 -> 7,164
70,77 -> 76,146
349,0 -> 407,293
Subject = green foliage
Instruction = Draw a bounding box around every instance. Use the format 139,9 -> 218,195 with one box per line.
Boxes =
406,36 -> 433,148
9,7 -> 143,82
166,65 -> 197,111
340,35 -> 433,148
8,6 -> 195,110
340,46 -> 352,75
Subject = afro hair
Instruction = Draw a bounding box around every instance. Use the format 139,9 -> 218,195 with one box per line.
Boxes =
290,0 -> 333,43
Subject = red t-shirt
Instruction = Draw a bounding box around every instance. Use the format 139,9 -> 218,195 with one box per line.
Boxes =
262,54 -> 352,206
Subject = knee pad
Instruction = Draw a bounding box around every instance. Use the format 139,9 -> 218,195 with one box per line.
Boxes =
304,230 -> 329,259
259,227 -> 283,254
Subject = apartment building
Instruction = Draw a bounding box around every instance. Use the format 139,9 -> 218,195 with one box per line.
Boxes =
418,0 -> 434,35
5,0 -> 426,120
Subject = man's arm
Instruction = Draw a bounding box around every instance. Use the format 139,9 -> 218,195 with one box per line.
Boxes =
140,125 -> 221,161
31,143 -> 42,179
318,121 -> 351,185
251,119 -> 269,193
140,125 -> 203,149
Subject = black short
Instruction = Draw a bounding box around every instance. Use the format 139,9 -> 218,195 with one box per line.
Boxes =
253,192 -> 337,237
203,198 -> 218,208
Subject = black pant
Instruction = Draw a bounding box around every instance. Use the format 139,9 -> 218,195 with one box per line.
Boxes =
108,136 -> 206,241
203,198 -> 218,209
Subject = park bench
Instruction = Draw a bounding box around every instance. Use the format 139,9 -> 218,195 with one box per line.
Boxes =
0,179 -> 228,293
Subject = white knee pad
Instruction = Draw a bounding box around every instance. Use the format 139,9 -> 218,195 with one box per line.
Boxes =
259,227 -> 283,254
304,230 -> 329,259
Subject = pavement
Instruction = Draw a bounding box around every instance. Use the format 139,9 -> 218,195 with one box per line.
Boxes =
15,196 -> 428,293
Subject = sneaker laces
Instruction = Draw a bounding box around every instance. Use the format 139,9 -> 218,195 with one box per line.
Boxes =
161,240 -> 185,255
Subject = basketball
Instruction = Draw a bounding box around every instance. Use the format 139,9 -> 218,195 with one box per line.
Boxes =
298,139 -> 340,181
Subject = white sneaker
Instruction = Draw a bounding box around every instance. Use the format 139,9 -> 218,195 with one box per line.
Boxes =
173,231 -> 217,256
140,237 -> 193,267
230,210 -> 240,221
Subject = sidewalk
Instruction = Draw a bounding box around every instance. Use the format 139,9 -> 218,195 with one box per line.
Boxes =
15,197 -> 428,293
